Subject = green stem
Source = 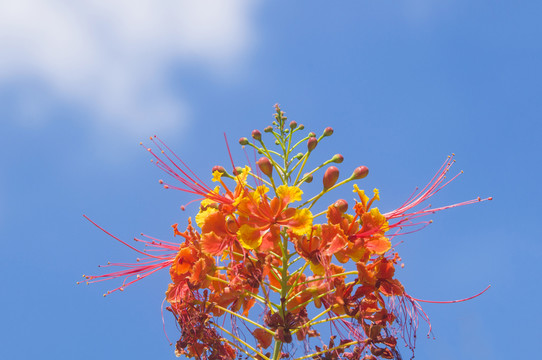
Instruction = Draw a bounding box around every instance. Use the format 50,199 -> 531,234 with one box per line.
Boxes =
296,158 -> 334,186
292,341 -> 361,360
210,303 -> 274,335
212,323 -> 271,360
247,172 -> 273,188
288,289 -> 335,312
293,152 -> 310,185
304,314 -> 350,328
272,340 -> 282,360
298,177 -> 354,209
294,271 -> 358,288
285,260 -> 309,298
222,338 -> 261,360
288,256 -> 303,267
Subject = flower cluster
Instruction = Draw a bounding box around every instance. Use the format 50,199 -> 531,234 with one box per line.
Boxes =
82,105 -> 491,360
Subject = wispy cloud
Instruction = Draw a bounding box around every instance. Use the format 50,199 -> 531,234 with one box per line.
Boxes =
0,0 -> 258,136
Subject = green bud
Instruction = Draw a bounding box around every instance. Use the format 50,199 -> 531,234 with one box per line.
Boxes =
251,129 -> 262,141
302,173 -> 313,183
239,137 -> 249,145
332,154 -> 344,163
212,165 -> 226,174
351,166 -> 369,180
333,199 -> 348,214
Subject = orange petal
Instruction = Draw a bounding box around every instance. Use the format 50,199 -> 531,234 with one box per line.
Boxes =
201,231 -> 228,256
253,328 -> 273,349
365,234 -> 391,255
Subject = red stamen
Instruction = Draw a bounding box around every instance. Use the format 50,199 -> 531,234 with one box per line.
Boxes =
82,215 -> 178,295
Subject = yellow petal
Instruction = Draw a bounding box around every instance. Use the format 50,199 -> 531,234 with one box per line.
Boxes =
353,184 -> 369,205
277,185 -> 303,204
369,207 -> 389,232
237,224 -> 263,249
373,188 -> 380,201
212,170 -> 223,182
289,208 -> 313,236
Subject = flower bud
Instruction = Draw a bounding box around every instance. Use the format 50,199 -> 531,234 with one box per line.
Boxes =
333,199 -> 348,214
298,124 -> 305,130
251,129 -> 262,141
289,121 -> 297,129
302,173 -> 313,183
233,166 -> 244,176
331,154 -> 344,163
239,137 -> 249,145
212,165 -> 226,174
293,152 -> 304,160
264,126 -> 273,133
308,132 -> 316,138
323,166 -> 340,190
323,127 -> 334,137
307,137 -> 318,152
351,166 -> 369,180
256,157 -> 273,177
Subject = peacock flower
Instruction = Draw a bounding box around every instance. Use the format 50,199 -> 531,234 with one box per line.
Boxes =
82,105 -> 492,360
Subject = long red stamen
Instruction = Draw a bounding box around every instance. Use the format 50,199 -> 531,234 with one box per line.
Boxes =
142,136 -> 233,205
384,155 -> 492,230
406,285 -> 491,304
81,215 -> 178,295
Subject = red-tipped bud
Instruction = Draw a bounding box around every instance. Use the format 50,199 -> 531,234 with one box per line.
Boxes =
252,129 -> 262,141
323,127 -> 334,137
323,166 -> 340,190
264,126 -> 273,133
298,124 -> 305,130
212,165 -> 226,174
307,137 -> 318,152
332,154 -> 344,163
352,166 -> 369,180
256,157 -> 273,177
302,173 -> 313,183
233,166 -> 244,176
308,132 -> 316,138
239,137 -> 249,145
333,199 -> 348,214
289,121 -> 297,129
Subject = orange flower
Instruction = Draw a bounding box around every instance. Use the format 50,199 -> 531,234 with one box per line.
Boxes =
235,185 -> 313,249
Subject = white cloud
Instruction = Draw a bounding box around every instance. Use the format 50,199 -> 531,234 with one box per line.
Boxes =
0,0 -> 258,136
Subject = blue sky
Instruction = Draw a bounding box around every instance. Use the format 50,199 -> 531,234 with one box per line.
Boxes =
1,1 -> 540,359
